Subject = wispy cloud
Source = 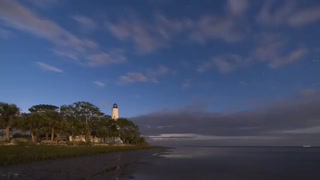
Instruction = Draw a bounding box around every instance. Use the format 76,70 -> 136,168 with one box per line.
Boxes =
227,0 -> 248,16
106,10 -> 247,53
119,72 -> 149,84
257,1 -> 320,27
106,18 -> 165,53
93,81 -> 106,87
197,54 -> 246,73
146,65 -> 170,83
197,32 -> 309,73
87,51 -> 127,66
189,15 -> 247,44
106,13 -> 190,53
119,65 -> 171,85
52,49 -> 79,61
268,47 -> 308,68
0,1 -> 127,68
72,15 -> 97,33
36,62 -> 63,73
27,0 -> 60,8
253,33 -> 308,69
0,0 -> 97,53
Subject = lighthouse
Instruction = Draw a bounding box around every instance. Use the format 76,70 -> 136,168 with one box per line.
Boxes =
112,103 -> 119,120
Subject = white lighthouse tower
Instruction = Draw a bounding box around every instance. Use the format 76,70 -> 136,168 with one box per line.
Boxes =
112,103 -> 119,120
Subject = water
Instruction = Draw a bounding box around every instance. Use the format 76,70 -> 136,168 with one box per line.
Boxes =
122,146 -> 320,180
1,146 -> 320,179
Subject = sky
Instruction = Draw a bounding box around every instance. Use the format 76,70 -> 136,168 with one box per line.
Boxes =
1,0 -> 320,145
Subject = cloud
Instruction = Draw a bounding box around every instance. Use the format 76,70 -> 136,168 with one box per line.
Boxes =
87,52 -> 127,66
119,72 -> 149,84
72,15 -> 97,33
227,0 -> 248,16
197,54 -> 247,73
197,32 -> 309,73
106,18 -> 162,53
105,14 -> 186,53
106,13 -> 193,53
253,33 -> 308,68
288,7 -> 320,27
106,12 -> 247,53
268,48 -> 308,68
300,88 -> 320,98
52,49 -> 79,61
257,1 -> 320,27
36,62 -> 63,73
146,65 -> 170,83
119,65 -> 171,85
189,15 -> 247,44
0,0 -> 97,52
132,88 -> 320,145
93,81 -> 105,87
28,0 -> 60,8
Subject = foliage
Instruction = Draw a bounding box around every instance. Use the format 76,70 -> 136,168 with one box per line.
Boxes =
0,102 -> 20,140
15,113 -> 44,142
29,104 -> 61,141
60,102 -> 104,142
117,118 -> 142,144
2,101 -> 147,145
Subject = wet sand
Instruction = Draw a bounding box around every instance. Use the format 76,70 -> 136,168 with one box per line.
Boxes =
0,148 -> 163,179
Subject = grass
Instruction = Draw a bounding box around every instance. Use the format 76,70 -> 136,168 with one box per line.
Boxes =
0,144 -> 160,166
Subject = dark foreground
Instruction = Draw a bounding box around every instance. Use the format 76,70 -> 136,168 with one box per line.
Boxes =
0,145 -> 156,166
1,146 -> 320,179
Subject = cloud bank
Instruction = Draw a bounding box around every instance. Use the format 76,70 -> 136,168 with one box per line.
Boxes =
132,88 -> 320,146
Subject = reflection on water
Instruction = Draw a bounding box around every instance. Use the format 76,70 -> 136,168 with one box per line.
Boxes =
1,147 -> 320,179
124,146 -> 320,180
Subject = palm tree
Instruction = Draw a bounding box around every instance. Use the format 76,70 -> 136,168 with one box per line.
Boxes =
0,102 -> 20,141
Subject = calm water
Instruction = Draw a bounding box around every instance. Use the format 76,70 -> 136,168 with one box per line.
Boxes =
1,146 -> 320,179
118,146 -> 320,180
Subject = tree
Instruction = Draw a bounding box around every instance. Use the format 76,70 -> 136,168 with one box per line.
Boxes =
117,118 -> 144,144
0,129 -> 5,139
15,113 -> 44,142
0,102 -> 20,141
95,115 -> 119,142
61,102 -> 104,142
60,105 -> 83,140
28,104 -> 60,141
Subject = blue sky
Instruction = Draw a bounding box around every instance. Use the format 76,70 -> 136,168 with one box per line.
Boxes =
1,0 -> 320,142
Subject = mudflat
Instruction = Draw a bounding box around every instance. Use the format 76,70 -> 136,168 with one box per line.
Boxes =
0,148 -> 163,179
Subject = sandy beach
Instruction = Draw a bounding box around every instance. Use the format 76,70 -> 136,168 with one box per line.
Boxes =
0,148 -> 163,179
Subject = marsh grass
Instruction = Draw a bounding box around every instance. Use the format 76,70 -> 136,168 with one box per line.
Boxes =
0,144 -> 157,166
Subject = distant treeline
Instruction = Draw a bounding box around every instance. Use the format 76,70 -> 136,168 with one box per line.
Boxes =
0,102 -> 146,144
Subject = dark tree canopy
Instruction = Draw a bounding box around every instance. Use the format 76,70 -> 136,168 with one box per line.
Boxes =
0,102 -> 20,140
1,101 -> 146,144
28,104 -> 59,113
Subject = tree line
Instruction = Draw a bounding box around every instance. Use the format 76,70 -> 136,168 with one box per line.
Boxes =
0,102 -> 146,144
